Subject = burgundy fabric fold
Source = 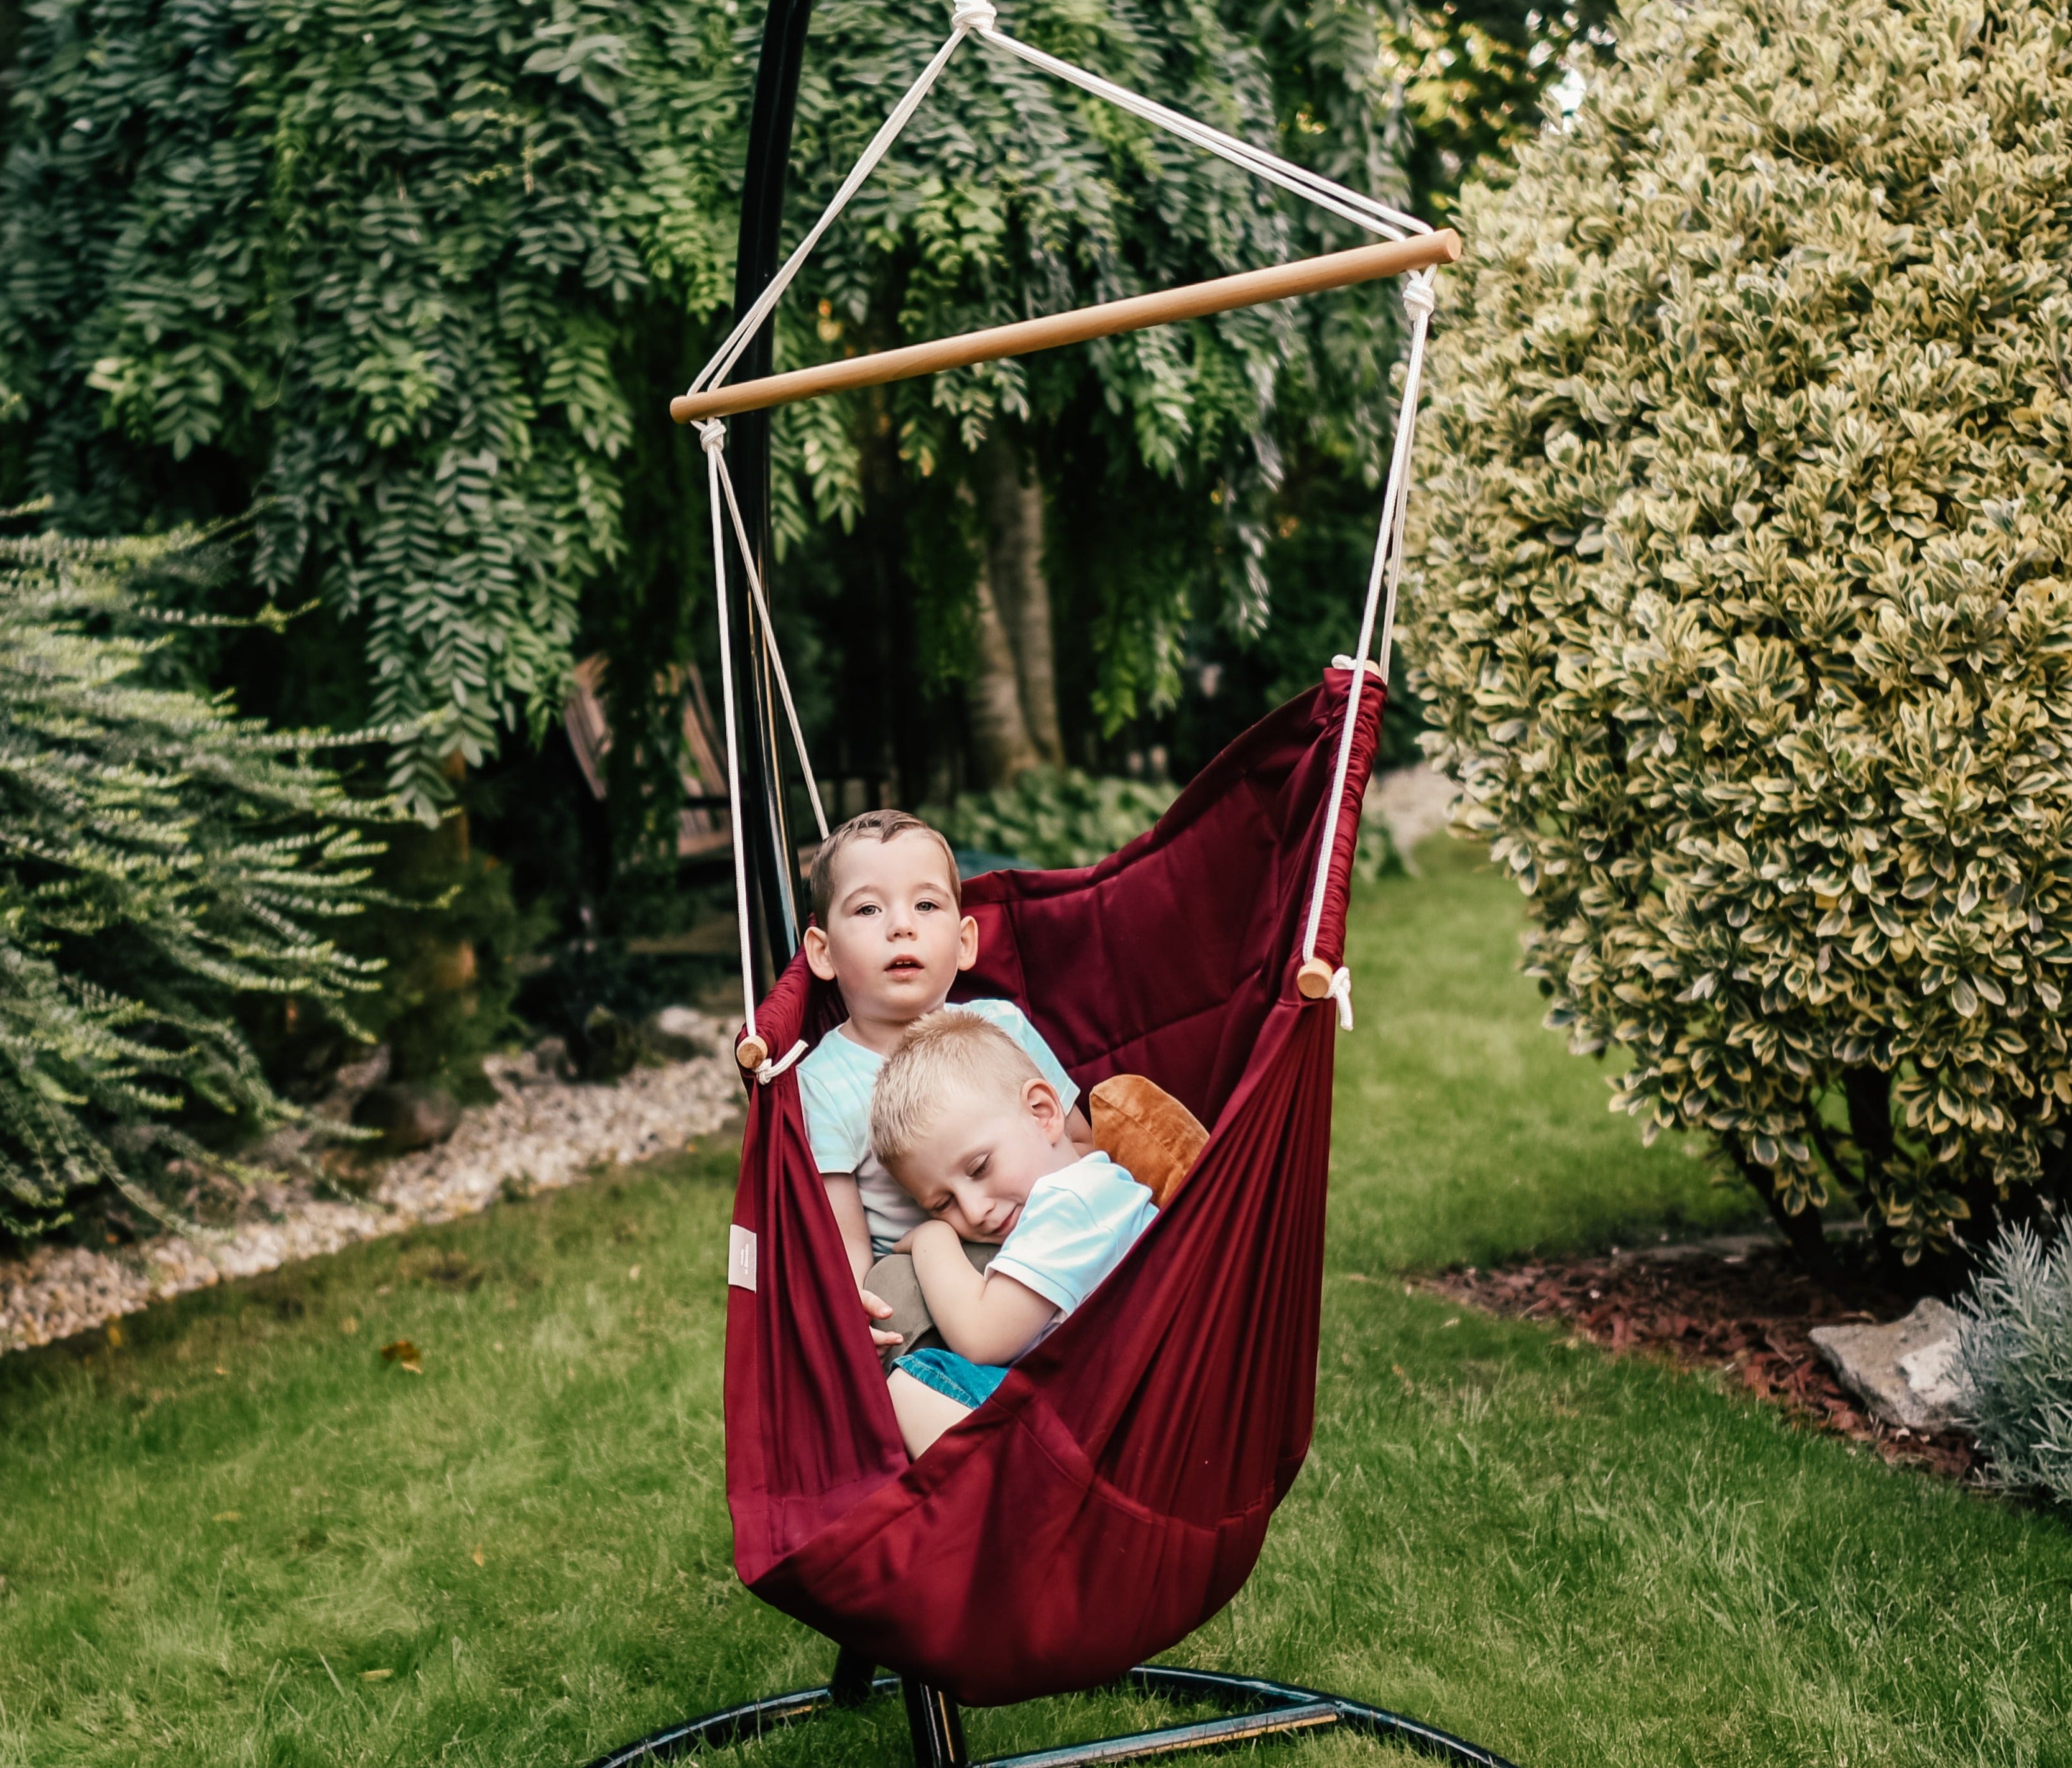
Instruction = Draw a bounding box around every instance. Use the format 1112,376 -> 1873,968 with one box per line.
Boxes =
723,670 -> 1382,1705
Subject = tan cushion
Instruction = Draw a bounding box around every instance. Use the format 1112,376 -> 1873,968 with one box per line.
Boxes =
1090,1075 -> 1209,1210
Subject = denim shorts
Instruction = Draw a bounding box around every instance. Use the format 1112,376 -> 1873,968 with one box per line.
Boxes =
893,1348 -> 1010,1409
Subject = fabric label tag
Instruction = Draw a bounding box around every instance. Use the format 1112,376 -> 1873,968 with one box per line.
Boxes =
727,1223 -> 757,1292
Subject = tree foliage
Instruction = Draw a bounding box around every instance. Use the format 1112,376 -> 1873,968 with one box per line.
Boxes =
0,523 -> 385,1236
1409,0 -> 2072,1261
1376,0 -> 1610,221
0,0 -> 740,815
765,0 -> 1417,734
1,0 -> 1426,817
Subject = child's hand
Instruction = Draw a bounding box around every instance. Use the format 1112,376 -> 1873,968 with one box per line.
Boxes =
858,1284 -> 902,1349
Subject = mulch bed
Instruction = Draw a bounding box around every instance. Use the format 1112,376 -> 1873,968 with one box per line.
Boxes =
1426,1241 -> 1978,1480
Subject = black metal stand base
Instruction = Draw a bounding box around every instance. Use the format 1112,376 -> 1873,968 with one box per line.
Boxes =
584,1649 -> 1519,1768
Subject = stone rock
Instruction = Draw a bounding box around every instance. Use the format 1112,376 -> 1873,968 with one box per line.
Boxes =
576,1006 -> 641,1083
333,1044 -> 392,1095
352,1082 -> 463,1154
1810,1298 -> 1967,1432
521,1037 -> 572,1085
643,1006 -> 717,1062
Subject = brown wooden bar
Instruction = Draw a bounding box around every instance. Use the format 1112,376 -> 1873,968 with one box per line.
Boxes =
672,230 -> 1460,424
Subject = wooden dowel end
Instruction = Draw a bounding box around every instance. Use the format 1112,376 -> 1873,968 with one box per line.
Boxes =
1296,958 -> 1337,1001
736,1032 -> 770,1073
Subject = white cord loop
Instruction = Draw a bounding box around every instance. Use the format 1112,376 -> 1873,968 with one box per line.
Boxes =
752,1039 -> 810,1085
950,0 -> 997,31
1400,271 -> 1438,322
975,28 -> 1428,241
1325,966 -> 1354,1032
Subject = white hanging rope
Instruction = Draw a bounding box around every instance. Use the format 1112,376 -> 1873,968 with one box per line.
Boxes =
687,24 -> 978,403
1299,271 -> 1437,970
709,436 -> 831,842
974,26 -> 1429,244
686,0 -> 1445,1039
701,422 -> 809,1082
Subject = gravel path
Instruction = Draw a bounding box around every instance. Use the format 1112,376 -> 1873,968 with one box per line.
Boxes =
0,1016 -> 740,1357
1,775 -> 1458,1360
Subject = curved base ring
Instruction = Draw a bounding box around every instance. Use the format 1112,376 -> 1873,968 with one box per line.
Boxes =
583,1657 -> 1518,1768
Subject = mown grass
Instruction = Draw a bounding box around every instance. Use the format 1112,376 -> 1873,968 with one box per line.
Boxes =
1329,838 -> 1760,1273
1,848 -> 2067,1767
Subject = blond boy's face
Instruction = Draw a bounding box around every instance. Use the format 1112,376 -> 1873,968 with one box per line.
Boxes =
888,1077 -> 1072,1242
803,831 -> 977,1026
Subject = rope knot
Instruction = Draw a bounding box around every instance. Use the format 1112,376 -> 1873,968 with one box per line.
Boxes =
696,419 -> 727,457
753,1039 -> 809,1085
950,0 -> 997,33
1401,273 -> 1438,322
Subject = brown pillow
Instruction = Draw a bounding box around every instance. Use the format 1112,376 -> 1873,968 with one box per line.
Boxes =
1089,1075 -> 1210,1210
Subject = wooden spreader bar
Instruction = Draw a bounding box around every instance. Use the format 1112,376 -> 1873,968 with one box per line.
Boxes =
673,230 -> 1460,425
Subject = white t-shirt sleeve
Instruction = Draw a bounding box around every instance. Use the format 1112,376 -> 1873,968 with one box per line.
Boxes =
990,1155 -> 1156,1319
796,1045 -> 870,1175
966,999 -> 1080,1115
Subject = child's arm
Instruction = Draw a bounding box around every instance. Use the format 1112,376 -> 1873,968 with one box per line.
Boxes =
824,1173 -> 903,1348
898,1221 -> 1058,1363
822,1172 -> 876,1285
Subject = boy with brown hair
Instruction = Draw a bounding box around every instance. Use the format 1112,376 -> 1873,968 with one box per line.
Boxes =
796,810 -> 1092,1351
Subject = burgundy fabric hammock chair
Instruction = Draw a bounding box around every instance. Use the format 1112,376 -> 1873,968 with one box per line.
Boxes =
725,670 -> 1376,1705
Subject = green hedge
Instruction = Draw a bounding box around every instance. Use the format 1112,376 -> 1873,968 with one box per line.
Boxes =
1408,0 -> 2072,1260
0,525 -> 384,1237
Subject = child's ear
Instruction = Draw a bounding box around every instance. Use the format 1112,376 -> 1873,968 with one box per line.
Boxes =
955,913 -> 979,973
1024,1078 -> 1066,1143
803,923 -> 838,982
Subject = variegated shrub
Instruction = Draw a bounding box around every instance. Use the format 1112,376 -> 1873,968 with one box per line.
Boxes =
1407,0 -> 2072,1259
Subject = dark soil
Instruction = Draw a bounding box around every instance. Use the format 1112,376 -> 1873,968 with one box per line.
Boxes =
1426,1238 -> 1978,1481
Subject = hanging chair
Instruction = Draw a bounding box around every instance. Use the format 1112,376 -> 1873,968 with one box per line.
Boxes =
727,664 -> 1380,1704
589,4 -> 1514,1763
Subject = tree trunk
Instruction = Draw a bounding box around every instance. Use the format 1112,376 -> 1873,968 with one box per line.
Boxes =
977,434 -> 1063,768
1724,1134 -> 1840,1286
966,560 -> 1041,786
430,748 -> 477,993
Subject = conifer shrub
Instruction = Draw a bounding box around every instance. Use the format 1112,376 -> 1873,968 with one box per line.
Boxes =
1954,1223 -> 2072,1502
0,525 -> 384,1238
1407,0 -> 2072,1261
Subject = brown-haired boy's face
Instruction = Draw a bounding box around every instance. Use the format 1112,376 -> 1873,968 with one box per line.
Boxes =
802,831 -> 977,1032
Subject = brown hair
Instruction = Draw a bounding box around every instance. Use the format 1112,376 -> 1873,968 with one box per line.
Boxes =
870,1009 -> 1041,1173
808,809 -> 961,923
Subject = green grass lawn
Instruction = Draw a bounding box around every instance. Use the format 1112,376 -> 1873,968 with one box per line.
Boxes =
2,847 -> 2068,1767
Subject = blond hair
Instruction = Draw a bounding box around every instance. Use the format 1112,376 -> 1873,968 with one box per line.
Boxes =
871,1008 -> 1042,1171
809,809 -> 961,923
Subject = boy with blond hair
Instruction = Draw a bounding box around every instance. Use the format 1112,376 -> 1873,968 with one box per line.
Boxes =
872,1009 -> 1157,1456
797,810 -> 1092,1351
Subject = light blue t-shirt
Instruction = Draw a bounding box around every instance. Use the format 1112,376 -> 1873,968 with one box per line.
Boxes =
797,998 -> 1080,1254
990,1151 -> 1157,1327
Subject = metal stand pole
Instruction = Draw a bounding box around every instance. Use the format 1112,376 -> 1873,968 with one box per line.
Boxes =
726,0 -> 816,992
902,1677 -> 973,1768
829,1645 -> 877,1709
